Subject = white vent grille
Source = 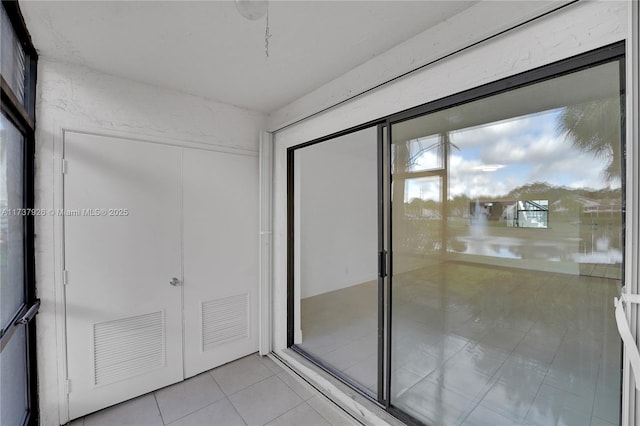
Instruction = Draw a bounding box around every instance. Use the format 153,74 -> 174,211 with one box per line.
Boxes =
202,293 -> 249,351
93,311 -> 165,386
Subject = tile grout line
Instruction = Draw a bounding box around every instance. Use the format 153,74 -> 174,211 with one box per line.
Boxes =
305,398 -> 343,426
157,364 -> 249,425
269,352 -> 365,425
459,368 -> 507,421
456,318 -> 544,425
224,373 -> 301,426
158,392 -> 229,425
521,324 -> 570,423
224,369 -> 279,397
207,358 -> 277,398
590,358 -> 603,426
152,392 -> 166,426
220,370 -> 302,425
225,396 -> 249,426
396,336 -> 473,400
276,369 -> 316,401
264,399 -> 312,426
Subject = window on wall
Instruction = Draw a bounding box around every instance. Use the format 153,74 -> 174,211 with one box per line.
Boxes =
0,2 -> 39,426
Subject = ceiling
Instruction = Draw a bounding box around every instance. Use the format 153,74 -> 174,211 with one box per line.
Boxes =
20,1 -> 476,113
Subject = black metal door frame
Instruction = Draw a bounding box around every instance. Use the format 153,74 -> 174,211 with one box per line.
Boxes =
0,2 -> 39,426
286,41 -> 626,426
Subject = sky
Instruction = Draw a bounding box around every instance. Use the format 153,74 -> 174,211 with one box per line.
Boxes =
405,108 -> 621,202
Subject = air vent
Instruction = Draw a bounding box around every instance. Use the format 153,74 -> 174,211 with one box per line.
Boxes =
93,311 -> 165,386
202,293 -> 249,351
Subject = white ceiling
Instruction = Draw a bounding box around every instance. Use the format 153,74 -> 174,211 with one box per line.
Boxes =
20,1 -> 476,113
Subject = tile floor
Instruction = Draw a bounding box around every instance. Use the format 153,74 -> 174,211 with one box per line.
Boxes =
68,354 -> 358,426
299,260 -> 622,426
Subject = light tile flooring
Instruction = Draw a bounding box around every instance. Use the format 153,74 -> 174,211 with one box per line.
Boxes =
299,260 -> 622,426
68,354 -> 357,426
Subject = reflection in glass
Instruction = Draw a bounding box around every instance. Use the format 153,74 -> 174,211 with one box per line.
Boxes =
0,325 -> 28,426
390,61 -> 623,425
0,113 -> 25,326
0,7 -> 26,102
295,127 -> 378,393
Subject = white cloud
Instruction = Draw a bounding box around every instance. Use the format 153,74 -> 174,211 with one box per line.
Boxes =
407,109 -> 619,200
407,105 -> 620,200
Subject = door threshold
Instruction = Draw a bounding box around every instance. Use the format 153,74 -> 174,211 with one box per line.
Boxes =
269,349 -> 404,426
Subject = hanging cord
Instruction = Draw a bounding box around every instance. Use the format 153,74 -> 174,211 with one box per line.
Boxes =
265,9 -> 272,58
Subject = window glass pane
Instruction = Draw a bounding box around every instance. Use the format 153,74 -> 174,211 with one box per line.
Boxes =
296,127 -> 379,393
1,6 -> 26,103
392,135 -> 444,173
394,176 -> 443,265
391,61 -> 622,425
0,113 -> 25,326
0,325 -> 28,426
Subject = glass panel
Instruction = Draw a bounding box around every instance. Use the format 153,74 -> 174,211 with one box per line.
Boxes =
1,6 -> 26,103
296,127 -> 378,393
0,325 -> 28,426
0,113 -> 25,327
393,176 -> 443,269
390,61 -> 623,425
396,134 -> 444,173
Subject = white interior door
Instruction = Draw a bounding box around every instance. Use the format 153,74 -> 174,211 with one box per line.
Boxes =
64,132 -> 184,419
183,149 -> 259,377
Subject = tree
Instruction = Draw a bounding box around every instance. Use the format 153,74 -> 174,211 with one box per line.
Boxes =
556,97 -> 622,181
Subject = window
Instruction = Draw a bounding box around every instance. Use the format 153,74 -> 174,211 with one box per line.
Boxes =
0,2 -> 39,426
288,42 -> 625,426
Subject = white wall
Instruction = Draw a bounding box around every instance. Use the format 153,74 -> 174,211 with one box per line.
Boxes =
271,0 -> 628,382
297,127 -> 378,299
34,59 -> 267,426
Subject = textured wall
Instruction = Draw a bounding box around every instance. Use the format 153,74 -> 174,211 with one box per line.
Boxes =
34,59 -> 267,425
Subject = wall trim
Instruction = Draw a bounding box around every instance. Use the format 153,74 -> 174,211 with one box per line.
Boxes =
259,131 -> 274,355
62,127 -> 258,157
624,1 -> 640,424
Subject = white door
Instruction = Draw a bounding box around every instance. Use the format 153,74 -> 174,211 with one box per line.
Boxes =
64,132 -> 184,419
183,149 -> 259,377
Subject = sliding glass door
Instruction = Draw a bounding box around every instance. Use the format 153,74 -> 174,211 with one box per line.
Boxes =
289,43 -> 625,425
389,58 -> 624,425
291,126 -> 381,396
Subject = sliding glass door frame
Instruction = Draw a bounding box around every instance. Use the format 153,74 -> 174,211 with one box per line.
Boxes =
287,41 -> 626,426
378,123 -> 390,404
0,2 -> 39,425
286,119 -> 387,403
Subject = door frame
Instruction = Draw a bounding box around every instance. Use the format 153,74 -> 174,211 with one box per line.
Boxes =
0,2 -> 39,425
52,128 -> 259,423
286,41 -> 629,425
624,1 -> 639,423
286,121 -> 386,402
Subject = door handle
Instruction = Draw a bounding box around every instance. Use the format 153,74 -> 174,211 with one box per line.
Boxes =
0,300 -> 40,351
378,251 -> 387,278
16,300 -> 41,325
169,277 -> 181,286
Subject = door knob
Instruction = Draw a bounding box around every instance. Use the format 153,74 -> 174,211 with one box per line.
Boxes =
169,277 -> 181,286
